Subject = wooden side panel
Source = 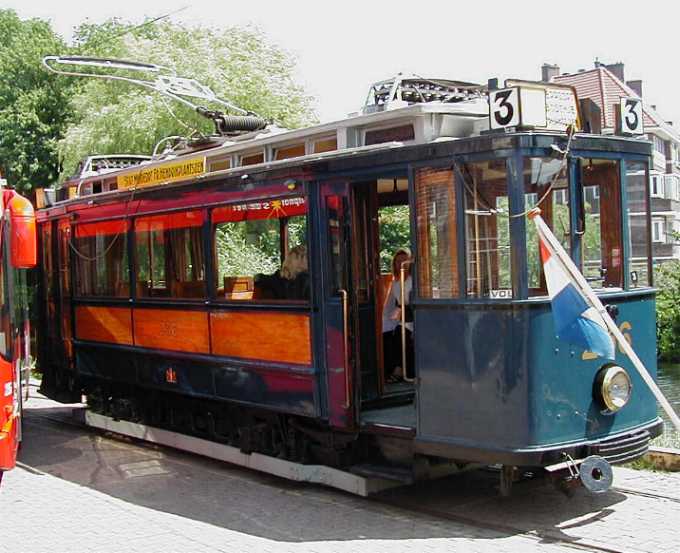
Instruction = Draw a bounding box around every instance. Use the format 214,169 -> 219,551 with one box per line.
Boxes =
75,306 -> 133,345
134,309 -> 210,354
211,311 -> 312,365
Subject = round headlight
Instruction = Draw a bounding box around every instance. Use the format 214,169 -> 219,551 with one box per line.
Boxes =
598,365 -> 632,412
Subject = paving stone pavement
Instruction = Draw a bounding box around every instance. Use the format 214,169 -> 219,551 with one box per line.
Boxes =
1,467 -> 577,553
3,395 -> 679,553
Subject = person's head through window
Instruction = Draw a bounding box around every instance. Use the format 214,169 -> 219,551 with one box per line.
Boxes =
391,248 -> 412,281
282,244 -> 308,280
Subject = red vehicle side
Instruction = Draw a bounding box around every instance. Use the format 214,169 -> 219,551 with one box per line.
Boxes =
0,183 -> 37,482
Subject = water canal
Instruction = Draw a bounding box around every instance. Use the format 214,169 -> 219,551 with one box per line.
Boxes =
657,363 -> 680,447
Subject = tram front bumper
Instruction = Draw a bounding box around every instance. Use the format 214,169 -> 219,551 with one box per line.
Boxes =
414,417 -> 664,467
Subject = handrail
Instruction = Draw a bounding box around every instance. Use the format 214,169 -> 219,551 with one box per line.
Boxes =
400,261 -> 415,383
339,289 -> 351,408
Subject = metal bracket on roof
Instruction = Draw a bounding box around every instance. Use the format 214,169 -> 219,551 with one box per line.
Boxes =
43,56 -> 268,136
363,73 -> 485,114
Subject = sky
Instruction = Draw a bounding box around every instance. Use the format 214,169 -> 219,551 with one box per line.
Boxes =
5,0 -> 680,126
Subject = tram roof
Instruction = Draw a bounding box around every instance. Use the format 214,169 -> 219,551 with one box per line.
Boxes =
39,98 -> 652,216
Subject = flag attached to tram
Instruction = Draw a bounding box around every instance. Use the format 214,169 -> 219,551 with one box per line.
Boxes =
532,212 -> 616,360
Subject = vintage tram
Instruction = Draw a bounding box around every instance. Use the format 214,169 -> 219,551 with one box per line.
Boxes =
36,68 -> 663,493
0,176 -> 37,482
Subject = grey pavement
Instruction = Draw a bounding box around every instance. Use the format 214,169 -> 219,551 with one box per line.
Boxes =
0,394 -> 678,553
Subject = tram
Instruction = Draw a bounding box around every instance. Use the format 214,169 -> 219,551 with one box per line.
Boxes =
36,62 -> 663,493
0,174 -> 37,483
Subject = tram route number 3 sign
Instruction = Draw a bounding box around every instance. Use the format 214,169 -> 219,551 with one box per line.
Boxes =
619,97 -> 644,135
489,84 -> 579,132
490,88 -> 521,129
489,86 -> 551,130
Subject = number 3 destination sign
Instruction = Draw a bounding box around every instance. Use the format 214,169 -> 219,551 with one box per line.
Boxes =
620,97 -> 644,135
489,82 -> 579,132
490,88 -> 520,129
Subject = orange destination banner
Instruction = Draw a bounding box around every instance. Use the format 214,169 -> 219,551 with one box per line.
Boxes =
117,156 -> 206,190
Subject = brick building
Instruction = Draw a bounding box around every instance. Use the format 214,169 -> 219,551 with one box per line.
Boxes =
542,61 -> 680,269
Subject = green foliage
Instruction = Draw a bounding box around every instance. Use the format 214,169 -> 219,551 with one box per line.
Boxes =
656,261 -> 680,361
0,10 -> 73,193
378,206 -> 411,273
215,215 -> 307,279
215,222 -> 279,278
59,19 -> 317,178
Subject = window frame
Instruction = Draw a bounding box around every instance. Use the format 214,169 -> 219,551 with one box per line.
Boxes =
72,218 -> 131,299
210,193 -> 310,305
132,209 -> 207,301
652,218 -> 666,243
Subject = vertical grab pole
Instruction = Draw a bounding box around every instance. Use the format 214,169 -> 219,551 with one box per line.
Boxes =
339,289 -> 351,408
400,261 -> 415,383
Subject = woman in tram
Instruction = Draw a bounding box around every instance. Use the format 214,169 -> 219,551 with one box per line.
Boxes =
280,244 -> 309,300
382,248 -> 414,382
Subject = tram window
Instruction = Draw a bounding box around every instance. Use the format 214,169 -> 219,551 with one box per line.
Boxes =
625,161 -> 652,287
134,210 -> 205,299
326,195 -> 345,294
524,157 -> 571,295
73,221 -> 130,297
581,159 -> 623,289
415,167 -> 460,298
461,160 -> 511,298
212,197 -> 308,301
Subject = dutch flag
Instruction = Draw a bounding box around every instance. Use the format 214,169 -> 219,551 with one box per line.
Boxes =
533,212 -> 616,360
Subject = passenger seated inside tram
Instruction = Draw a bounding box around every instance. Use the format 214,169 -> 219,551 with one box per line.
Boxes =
382,248 -> 414,383
255,245 -> 309,300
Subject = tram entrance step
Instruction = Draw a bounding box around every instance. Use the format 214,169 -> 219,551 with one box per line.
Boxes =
350,463 -> 416,484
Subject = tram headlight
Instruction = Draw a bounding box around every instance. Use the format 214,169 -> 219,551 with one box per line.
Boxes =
596,365 -> 632,412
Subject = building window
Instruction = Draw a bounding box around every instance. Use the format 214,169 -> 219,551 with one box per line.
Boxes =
134,210 -> 205,299
651,175 -> 664,198
654,136 -> 666,155
74,220 -> 130,297
652,218 -> 666,243
213,196 -> 308,301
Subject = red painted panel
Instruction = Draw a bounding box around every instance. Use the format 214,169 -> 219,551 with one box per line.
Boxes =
75,219 -> 128,238
212,196 -> 306,224
136,210 -> 204,231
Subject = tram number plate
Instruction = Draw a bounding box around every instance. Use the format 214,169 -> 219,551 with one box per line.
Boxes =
619,97 -> 644,135
490,88 -> 520,129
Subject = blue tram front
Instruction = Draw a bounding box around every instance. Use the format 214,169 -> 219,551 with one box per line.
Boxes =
35,72 -> 663,493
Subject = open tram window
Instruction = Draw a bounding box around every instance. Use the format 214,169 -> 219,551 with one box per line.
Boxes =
460,160 -> 511,299
73,220 -> 129,297
134,210 -> 205,299
580,159 -> 623,289
523,157 -> 571,295
212,196 -> 308,302
624,161 -> 652,287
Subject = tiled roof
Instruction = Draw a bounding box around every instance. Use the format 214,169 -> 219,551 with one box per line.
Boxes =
553,68 -> 679,141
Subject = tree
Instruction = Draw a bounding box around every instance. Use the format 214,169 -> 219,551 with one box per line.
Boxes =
0,10 -> 73,193
656,261 -> 680,361
58,19 -> 317,178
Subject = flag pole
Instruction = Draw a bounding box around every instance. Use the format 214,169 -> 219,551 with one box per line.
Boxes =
529,209 -> 680,433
